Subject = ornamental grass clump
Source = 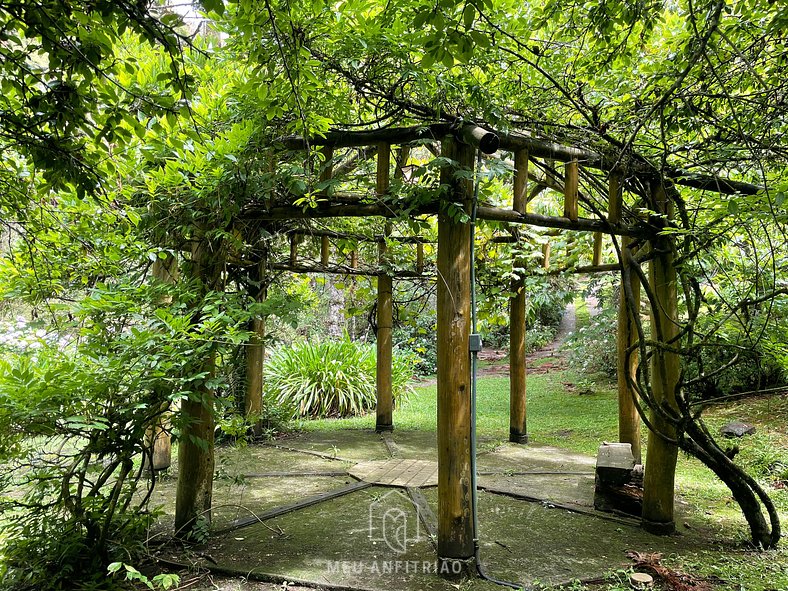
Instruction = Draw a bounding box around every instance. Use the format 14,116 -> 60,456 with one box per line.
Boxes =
264,339 -> 414,418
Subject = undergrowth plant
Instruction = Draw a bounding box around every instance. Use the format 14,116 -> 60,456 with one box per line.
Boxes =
264,338 -> 415,418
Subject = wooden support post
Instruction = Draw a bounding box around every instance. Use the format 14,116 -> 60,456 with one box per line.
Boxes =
610,173 -> 641,462
542,242 -> 551,269
416,242 -> 425,275
396,145 -> 410,180
642,184 -> 679,535
617,237 -> 641,462
349,249 -> 359,338
289,233 -> 298,267
244,256 -> 267,436
319,145 -> 333,195
144,253 -> 179,472
376,143 -> 394,433
437,137 -> 474,561
608,173 -> 623,223
321,235 -> 330,267
564,159 -> 579,221
513,149 -> 529,213
175,234 -> 223,537
319,146 -> 334,267
509,151 -> 528,444
592,232 -> 603,266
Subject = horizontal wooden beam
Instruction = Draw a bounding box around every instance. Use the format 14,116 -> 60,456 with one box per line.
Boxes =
499,132 -> 609,170
545,263 -> 621,275
289,228 -> 434,244
278,123 -> 499,155
243,203 -> 640,235
271,261 -> 429,278
668,169 -> 761,196
279,124 -> 763,196
279,124 -> 450,150
475,206 -> 638,236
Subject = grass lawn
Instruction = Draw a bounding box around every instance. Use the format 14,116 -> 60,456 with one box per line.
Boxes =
299,368 -> 788,590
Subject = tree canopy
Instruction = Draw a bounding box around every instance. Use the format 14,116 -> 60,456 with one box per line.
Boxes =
1,0 -> 788,587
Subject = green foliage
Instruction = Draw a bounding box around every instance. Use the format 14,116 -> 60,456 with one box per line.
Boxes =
394,313 -> 438,376
566,300 -> 619,379
264,339 -> 415,418
0,1 -> 192,194
108,563 -> 180,590
735,434 -> 788,487
525,275 -> 574,328
526,322 -> 558,353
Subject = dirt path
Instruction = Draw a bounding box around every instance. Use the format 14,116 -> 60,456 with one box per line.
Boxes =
415,303 -> 577,386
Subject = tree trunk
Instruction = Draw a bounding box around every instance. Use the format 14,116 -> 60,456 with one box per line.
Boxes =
174,234 -> 223,537
642,231 -> 680,534
144,253 -> 179,472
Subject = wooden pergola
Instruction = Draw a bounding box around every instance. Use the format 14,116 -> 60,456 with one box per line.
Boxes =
156,121 -> 761,567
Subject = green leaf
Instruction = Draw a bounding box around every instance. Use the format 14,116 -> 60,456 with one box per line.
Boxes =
462,3 -> 475,29
200,0 -> 225,15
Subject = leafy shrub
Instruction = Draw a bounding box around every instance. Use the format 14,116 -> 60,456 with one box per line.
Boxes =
565,302 -> 619,378
525,275 -> 574,328
734,434 -> 788,486
684,342 -> 785,401
394,313 -> 438,376
526,322 -> 558,353
264,339 -> 415,418
565,278 -> 619,378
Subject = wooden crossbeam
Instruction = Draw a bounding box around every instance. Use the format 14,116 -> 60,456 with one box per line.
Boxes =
278,125 -> 762,195
270,262 -> 428,278
288,228 -> 433,244
247,203 -> 639,236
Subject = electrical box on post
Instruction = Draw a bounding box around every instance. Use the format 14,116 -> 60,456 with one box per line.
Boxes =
469,334 -> 483,353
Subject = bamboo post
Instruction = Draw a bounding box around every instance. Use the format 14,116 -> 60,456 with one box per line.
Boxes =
416,242 -> 424,275
144,253 -> 179,472
320,146 -> 334,267
513,149 -> 529,213
289,233 -> 298,267
542,242 -> 551,269
608,172 -> 623,223
319,145 -> 333,195
610,173 -> 641,462
642,184 -> 680,534
244,256 -> 267,436
617,237 -> 641,462
376,142 -> 394,433
349,249 -> 359,338
437,137 -> 474,561
564,160 -> 579,221
396,145 -> 410,179
592,232 -> 603,266
509,150 -> 528,444
321,235 -> 330,267
175,233 -> 223,537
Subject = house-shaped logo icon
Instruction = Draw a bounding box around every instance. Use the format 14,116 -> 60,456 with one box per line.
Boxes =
368,489 -> 423,554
